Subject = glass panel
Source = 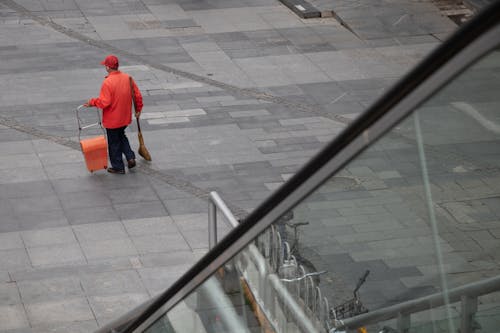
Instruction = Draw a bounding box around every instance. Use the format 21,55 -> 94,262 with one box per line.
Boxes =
142,48 -> 500,333
475,291 -> 500,331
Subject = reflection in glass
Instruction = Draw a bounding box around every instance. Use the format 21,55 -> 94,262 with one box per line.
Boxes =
144,49 -> 500,333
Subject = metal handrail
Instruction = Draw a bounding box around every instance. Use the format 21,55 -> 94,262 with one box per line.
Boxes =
208,191 -> 239,249
334,275 -> 500,332
208,191 -> 320,333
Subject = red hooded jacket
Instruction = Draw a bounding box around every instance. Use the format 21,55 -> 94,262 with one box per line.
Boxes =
88,71 -> 143,129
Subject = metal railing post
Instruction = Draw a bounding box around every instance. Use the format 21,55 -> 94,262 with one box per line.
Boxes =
335,275 -> 500,331
461,295 -> 478,333
208,199 -> 217,250
397,312 -> 410,333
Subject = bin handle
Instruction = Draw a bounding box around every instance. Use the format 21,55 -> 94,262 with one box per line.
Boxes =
76,105 -> 105,142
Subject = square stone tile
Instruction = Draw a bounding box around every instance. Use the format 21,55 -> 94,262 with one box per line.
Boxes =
31,320 -> 98,333
0,232 -> 23,250
0,140 -> 35,155
13,210 -> 69,232
25,298 -> 94,326
171,213 -> 208,231
114,201 -> 169,220
51,178 -> 104,194
18,276 -> 83,303
65,206 -> 120,225
43,162 -> 90,180
89,293 -> 150,325
37,150 -> 83,166
73,222 -> 127,242
80,238 -> 138,260
137,266 -> 191,295
131,233 -> 191,254
163,197 -> 208,215
139,251 -> 197,268
0,181 -> 55,200
180,229 -> 209,250
26,244 -> 86,267
21,227 -> 76,247
9,195 -> 62,214
0,304 -> 29,330
0,282 -> 21,305
122,217 -> 177,236
0,153 -> 42,170
108,186 -> 160,204
80,270 -> 146,296
0,249 -> 31,271
59,191 -> 112,210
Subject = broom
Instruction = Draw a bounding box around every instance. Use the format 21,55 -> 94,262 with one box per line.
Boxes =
130,77 -> 152,161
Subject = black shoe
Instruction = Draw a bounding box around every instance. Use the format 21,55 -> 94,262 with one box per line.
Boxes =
107,168 -> 125,174
127,159 -> 136,169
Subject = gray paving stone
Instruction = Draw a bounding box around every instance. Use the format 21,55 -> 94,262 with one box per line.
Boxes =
31,320 -> 98,333
139,251 -> 197,268
229,109 -> 271,118
59,191 -> 112,211
0,181 -> 55,200
0,283 -> 21,305
73,222 -> 127,243
163,197 -> 209,215
21,227 -> 76,248
0,140 -> 35,155
0,167 -> 48,185
65,206 -> 120,225
9,195 -> 61,214
89,293 -> 150,325
4,210 -> 69,233
43,162 -> 90,180
0,305 -> 29,331
114,201 -> 169,220
0,232 -> 23,251
138,265 -> 192,295
122,216 -> 177,236
0,249 -> 31,271
81,270 -> 146,296
26,244 -> 86,267
25,298 -> 94,326
108,186 -> 160,205
180,229 -> 209,250
171,213 -> 209,231
132,232 -> 191,254
17,276 -> 83,303
80,239 -> 138,260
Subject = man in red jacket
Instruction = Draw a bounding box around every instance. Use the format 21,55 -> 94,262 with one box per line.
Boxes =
85,55 -> 143,174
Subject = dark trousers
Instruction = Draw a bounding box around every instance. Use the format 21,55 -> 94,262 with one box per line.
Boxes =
106,126 -> 135,170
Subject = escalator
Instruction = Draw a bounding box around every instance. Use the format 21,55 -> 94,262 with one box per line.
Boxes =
97,1 -> 500,332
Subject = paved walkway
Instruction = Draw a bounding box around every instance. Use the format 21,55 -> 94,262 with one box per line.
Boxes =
0,0 -> 464,331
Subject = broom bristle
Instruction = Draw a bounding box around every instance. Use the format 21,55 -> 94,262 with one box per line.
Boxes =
139,145 -> 152,161
137,132 -> 152,161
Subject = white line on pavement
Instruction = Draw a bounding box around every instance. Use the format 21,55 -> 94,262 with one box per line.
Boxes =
451,101 -> 500,134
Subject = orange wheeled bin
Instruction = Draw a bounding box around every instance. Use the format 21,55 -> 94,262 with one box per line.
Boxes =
76,105 -> 108,172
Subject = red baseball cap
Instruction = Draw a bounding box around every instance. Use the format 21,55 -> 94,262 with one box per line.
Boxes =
101,55 -> 119,69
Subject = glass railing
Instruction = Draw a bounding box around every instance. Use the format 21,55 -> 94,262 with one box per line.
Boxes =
97,2 -> 500,333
